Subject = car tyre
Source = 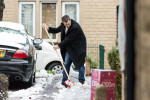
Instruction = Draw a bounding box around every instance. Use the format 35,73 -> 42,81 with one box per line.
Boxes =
47,62 -> 63,74
33,72 -> 36,83
27,72 -> 35,87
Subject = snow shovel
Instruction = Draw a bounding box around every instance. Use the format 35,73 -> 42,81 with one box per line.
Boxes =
44,27 -> 72,88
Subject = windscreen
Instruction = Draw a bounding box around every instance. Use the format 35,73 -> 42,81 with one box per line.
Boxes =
0,27 -> 27,44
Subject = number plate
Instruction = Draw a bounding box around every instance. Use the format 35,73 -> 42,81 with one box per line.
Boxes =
0,50 -> 6,58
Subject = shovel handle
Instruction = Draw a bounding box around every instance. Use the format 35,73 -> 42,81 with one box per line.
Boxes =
44,27 -> 71,81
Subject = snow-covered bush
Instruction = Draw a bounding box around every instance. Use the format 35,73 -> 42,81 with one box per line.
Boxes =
0,74 -> 9,100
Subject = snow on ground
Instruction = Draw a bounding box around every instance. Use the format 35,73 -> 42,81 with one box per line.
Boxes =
8,70 -> 54,100
8,69 -> 91,100
52,76 -> 91,100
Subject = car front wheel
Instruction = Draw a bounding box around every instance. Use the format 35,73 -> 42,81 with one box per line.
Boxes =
47,62 -> 63,74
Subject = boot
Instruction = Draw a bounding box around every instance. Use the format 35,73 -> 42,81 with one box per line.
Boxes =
79,80 -> 85,85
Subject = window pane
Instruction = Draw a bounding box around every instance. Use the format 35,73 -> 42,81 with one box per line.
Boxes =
65,4 -> 77,21
42,3 -> 56,39
21,4 -> 33,36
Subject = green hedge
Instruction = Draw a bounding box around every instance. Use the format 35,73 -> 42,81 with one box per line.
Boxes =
107,41 -> 121,100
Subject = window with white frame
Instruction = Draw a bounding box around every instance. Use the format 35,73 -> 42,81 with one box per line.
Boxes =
19,2 -> 35,36
62,2 -> 79,23
40,2 -> 58,42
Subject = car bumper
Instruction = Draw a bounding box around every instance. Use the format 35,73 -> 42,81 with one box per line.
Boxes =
0,60 -> 34,82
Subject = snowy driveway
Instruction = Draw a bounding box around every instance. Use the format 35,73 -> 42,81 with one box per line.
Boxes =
8,69 -> 91,100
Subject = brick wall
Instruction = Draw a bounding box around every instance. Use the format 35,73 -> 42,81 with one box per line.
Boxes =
82,0 -> 119,69
3,0 -> 17,22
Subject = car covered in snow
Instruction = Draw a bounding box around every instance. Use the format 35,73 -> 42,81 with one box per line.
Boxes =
31,37 -> 78,74
0,21 -> 43,86
28,32 -> 77,75
29,36 -> 63,74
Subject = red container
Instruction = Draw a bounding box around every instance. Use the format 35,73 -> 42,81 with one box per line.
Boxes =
91,69 -> 117,100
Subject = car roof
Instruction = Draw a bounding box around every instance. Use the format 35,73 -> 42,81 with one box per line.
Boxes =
0,21 -> 25,30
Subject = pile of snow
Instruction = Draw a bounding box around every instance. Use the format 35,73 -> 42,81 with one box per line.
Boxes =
36,70 -> 49,78
52,76 -> 91,100
8,70 -> 54,100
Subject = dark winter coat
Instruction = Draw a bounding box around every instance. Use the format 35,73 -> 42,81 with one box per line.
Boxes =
48,19 -> 86,69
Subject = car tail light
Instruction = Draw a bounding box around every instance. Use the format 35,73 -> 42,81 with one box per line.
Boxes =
12,49 -> 28,59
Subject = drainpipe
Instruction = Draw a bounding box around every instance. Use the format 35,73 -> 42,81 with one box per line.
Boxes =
126,0 -> 135,100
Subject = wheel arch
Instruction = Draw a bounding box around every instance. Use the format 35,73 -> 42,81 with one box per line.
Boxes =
45,61 -> 61,70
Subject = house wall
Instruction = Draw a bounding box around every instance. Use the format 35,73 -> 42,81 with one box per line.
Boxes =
3,0 -> 119,69
81,0 -> 119,69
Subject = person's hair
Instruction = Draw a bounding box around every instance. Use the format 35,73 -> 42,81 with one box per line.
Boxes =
61,15 -> 71,23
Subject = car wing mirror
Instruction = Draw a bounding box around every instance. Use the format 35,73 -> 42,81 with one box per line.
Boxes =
33,38 -> 43,45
